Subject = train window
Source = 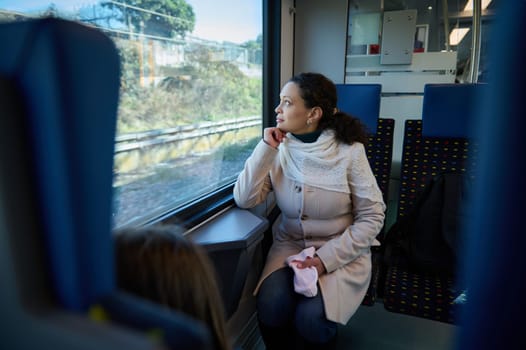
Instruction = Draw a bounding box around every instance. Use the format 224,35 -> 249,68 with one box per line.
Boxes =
1,1 -> 263,228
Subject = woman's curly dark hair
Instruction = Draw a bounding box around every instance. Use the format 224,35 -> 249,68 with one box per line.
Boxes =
288,72 -> 369,145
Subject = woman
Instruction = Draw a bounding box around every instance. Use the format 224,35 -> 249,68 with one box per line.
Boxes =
234,72 -> 385,349
114,226 -> 231,350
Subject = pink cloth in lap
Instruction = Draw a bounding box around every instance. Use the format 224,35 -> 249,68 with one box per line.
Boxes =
286,246 -> 318,297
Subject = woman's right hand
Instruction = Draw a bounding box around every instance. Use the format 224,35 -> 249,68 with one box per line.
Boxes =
263,127 -> 286,148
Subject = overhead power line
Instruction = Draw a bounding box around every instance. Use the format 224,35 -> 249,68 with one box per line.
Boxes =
103,0 -> 194,25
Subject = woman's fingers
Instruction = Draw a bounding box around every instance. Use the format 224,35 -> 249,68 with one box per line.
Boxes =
292,256 -> 313,269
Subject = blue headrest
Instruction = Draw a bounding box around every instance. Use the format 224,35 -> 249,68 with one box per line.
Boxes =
0,18 -> 120,311
336,84 -> 381,134
422,83 -> 487,138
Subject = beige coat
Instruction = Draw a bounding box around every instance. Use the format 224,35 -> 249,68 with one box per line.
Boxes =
233,139 -> 385,325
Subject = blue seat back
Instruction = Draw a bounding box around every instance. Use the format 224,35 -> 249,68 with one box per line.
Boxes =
337,83 -> 392,307
397,83 -> 486,220
421,83 -> 487,138
0,18 -> 212,349
0,17 -> 119,311
336,83 -> 381,134
335,84 -> 392,207
383,84 -> 485,324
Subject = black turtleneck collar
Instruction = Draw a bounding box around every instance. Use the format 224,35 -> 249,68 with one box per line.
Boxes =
292,130 -> 322,143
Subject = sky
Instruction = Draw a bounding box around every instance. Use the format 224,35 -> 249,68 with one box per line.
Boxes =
185,0 -> 261,43
0,0 -> 262,44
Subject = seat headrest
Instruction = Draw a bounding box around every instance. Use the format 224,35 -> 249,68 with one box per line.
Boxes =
336,84 -> 381,134
422,83 -> 487,138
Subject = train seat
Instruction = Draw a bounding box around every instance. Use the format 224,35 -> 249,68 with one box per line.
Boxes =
336,83 -> 393,222
0,17 -> 211,349
382,83 -> 485,324
336,83 -> 394,306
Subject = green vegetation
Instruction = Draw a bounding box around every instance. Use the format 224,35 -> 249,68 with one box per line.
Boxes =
114,38 -> 262,134
101,0 -> 195,38
101,0 -> 262,134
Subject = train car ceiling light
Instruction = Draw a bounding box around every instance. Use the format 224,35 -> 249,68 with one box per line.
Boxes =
463,0 -> 492,12
450,27 -> 470,45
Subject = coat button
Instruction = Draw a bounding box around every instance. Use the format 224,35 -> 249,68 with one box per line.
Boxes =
301,214 -> 308,220
305,235 -> 313,239
295,185 -> 302,193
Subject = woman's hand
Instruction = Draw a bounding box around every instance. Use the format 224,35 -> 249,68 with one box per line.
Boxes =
292,256 -> 327,276
263,127 -> 286,148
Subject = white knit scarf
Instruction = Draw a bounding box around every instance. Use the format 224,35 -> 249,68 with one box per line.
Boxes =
278,130 -> 351,193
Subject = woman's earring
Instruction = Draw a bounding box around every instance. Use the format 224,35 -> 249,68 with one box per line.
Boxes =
307,119 -> 312,126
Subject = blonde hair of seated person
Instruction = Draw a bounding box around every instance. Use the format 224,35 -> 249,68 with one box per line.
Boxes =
114,226 -> 231,350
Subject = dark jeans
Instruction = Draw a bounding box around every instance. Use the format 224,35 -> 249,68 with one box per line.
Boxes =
257,267 -> 338,349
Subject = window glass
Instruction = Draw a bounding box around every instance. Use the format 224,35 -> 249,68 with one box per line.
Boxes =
345,0 -> 496,82
1,0 -> 263,228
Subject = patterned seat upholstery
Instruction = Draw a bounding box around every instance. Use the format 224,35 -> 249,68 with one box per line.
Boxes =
383,120 -> 476,322
383,83 -> 484,323
365,118 -> 395,214
361,118 -> 394,306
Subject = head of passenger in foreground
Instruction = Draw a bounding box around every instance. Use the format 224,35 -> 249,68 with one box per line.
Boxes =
114,225 -> 230,350
281,72 -> 368,144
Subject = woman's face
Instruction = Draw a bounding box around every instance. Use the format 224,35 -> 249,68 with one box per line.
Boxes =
274,81 -> 316,134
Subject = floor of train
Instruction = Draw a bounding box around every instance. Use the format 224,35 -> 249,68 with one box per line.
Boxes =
252,300 -> 457,350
